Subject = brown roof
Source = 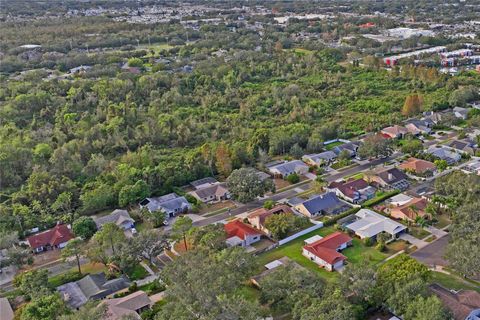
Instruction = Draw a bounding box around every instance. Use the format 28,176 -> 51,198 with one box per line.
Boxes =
101,291 -> 151,320
399,158 -> 436,174
303,231 -> 352,265
391,197 -> 428,220
430,284 -> 480,320
247,205 -> 292,226
329,178 -> 369,199
27,224 -> 74,249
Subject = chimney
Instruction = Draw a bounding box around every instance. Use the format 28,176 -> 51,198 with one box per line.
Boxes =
388,173 -> 393,181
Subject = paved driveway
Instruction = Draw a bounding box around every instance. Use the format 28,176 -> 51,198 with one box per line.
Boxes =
410,235 -> 450,267
400,233 -> 428,248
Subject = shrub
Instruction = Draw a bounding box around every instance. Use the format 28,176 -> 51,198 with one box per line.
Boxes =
364,237 -> 374,247
128,282 -> 138,293
286,173 -> 300,184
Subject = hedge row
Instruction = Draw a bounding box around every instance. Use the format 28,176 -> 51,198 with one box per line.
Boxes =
324,207 -> 361,227
361,190 -> 400,208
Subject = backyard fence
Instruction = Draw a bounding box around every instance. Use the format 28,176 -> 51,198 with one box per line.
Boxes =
277,222 -> 324,246
323,138 -> 351,145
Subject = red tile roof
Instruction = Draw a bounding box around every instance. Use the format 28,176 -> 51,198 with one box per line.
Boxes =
27,224 -> 74,249
224,220 -> 261,240
399,157 -> 436,174
303,231 -> 352,265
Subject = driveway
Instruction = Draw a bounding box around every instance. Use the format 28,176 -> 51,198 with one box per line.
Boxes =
399,233 -> 428,249
425,225 -> 448,238
410,235 -> 450,267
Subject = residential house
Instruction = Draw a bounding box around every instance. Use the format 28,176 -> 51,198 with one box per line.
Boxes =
190,177 -> 218,189
346,209 -> 407,239
27,223 -> 74,253
463,159 -> 480,175
426,146 -> 462,165
139,193 -> 191,218
389,197 -> 428,221
189,183 -> 230,204
302,232 -> 352,271
247,205 -> 293,234
224,220 -> 262,247
453,107 -> 469,120
399,157 -> 436,175
332,141 -> 361,158
302,151 -> 337,166
0,297 -> 14,320
447,140 -> 476,155
327,178 -> 376,203
422,111 -> 443,124
405,119 -> 432,135
366,167 -> 409,190
57,273 -> 131,309
267,160 -> 309,178
380,125 -> 409,139
294,192 -> 351,217
385,193 -> 414,207
101,291 -> 151,320
94,209 -> 135,231
429,284 -> 480,320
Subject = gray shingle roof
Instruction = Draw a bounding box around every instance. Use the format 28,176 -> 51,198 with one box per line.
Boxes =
190,177 -> 218,188
268,160 -> 308,176
140,193 -> 191,213
299,192 -> 345,215
94,209 -> 134,229
303,151 -> 337,164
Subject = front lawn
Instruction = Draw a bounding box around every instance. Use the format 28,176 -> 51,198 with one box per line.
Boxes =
126,264 -> 149,281
408,226 -> 431,240
256,225 -> 389,282
385,240 -> 409,254
433,214 -> 451,229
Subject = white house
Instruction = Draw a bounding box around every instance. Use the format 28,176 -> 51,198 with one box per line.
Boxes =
302,232 -> 352,271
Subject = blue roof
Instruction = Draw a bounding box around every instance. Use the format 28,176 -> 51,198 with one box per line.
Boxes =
301,192 -> 343,214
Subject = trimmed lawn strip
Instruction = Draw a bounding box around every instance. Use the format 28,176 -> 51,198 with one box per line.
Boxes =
431,272 -> 480,293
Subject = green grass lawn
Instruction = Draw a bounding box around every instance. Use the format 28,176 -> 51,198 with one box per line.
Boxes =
434,214 -> 451,229
236,285 -> 261,302
256,225 -> 389,282
385,239 -> 409,254
408,226 -> 431,240
126,264 -> 149,281
431,272 -> 480,293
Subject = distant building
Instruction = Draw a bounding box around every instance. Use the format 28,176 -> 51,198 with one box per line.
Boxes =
27,224 -> 74,253
267,160 -> 309,178
327,178 -> 376,203
366,167 -> 409,190
381,125 -> 409,139
426,146 -> 462,165
57,273 -> 130,309
139,193 -> 191,218
302,151 -> 337,166
399,157 -> 436,175
389,197 -> 428,221
94,209 -> 135,231
189,183 -> 230,204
